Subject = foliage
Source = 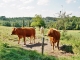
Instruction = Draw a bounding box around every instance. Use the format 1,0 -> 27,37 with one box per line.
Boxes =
0,16 -> 6,20
31,14 -> 45,27
0,15 -> 80,30
3,22 -> 11,27
13,22 -> 22,27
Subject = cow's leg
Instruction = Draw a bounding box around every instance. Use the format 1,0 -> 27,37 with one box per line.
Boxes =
29,37 -> 32,44
50,37 -> 53,46
50,39 -> 52,46
18,37 -> 20,44
57,40 -> 59,50
34,36 -> 35,43
33,38 -> 35,43
52,42 -> 54,50
18,36 -> 22,44
23,37 -> 26,45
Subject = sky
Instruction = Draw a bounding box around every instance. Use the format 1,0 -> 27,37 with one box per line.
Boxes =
0,0 -> 80,17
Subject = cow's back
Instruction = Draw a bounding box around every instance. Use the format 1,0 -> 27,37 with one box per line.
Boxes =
16,28 -> 26,36
23,27 -> 35,37
15,27 -> 35,36
29,27 -> 35,36
53,29 -> 60,40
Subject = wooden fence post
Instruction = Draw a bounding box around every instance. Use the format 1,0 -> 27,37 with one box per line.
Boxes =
42,37 -> 44,55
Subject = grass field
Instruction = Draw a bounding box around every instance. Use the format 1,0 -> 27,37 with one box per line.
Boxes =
0,26 -> 80,60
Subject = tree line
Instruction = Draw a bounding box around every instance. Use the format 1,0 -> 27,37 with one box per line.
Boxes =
0,15 -> 80,30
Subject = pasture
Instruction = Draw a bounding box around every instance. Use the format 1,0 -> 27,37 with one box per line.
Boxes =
0,26 -> 80,60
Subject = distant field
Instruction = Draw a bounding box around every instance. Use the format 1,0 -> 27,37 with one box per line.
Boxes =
0,26 -> 80,60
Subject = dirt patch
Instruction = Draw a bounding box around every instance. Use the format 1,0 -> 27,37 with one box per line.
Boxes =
19,38 -> 74,57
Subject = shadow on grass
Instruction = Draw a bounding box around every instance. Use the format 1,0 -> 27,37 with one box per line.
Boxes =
26,42 -> 47,48
60,45 -> 74,54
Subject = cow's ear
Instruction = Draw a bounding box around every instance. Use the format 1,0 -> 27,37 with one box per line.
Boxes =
14,28 -> 17,31
12,28 -> 16,31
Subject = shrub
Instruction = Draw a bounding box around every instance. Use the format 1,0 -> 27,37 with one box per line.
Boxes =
13,22 -> 22,27
3,22 -> 11,27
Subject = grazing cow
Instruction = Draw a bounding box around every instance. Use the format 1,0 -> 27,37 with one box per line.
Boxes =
11,27 -> 35,45
40,26 -> 44,35
48,28 -> 60,50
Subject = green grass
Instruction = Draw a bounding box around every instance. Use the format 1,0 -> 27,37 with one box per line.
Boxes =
0,43 -> 57,60
59,30 -> 80,60
0,26 -> 57,60
0,26 -> 80,60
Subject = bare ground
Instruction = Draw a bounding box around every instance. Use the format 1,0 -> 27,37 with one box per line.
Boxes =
18,37 -> 74,58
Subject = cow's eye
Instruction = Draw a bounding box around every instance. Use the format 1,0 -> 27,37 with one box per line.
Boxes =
12,31 -> 15,34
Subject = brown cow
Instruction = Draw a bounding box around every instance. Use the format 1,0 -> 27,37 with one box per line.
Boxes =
11,27 -> 35,45
48,28 -> 60,50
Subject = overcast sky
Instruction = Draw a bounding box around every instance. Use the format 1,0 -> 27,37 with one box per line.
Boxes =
0,0 -> 80,17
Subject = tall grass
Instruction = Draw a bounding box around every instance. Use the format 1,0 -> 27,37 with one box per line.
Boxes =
59,30 -> 80,60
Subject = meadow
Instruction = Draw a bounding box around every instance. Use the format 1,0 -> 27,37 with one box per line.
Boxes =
0,26 -> 80,60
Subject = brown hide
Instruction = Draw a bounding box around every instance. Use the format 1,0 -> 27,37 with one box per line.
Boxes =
11,27 -> 35,45
48,28 -> 60,50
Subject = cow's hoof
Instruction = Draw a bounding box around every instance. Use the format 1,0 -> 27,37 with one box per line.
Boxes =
24,44 -> 26,45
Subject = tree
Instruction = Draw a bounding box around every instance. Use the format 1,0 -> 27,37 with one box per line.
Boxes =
31,14 -> 45,28
22,20 -> 25,27
3,22 -> 11,27
0,16 -> 6,20
13,22 -> 21,27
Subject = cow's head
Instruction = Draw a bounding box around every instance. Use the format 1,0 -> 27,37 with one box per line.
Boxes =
11,28 -> 17,35
48,29 -> 53,36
